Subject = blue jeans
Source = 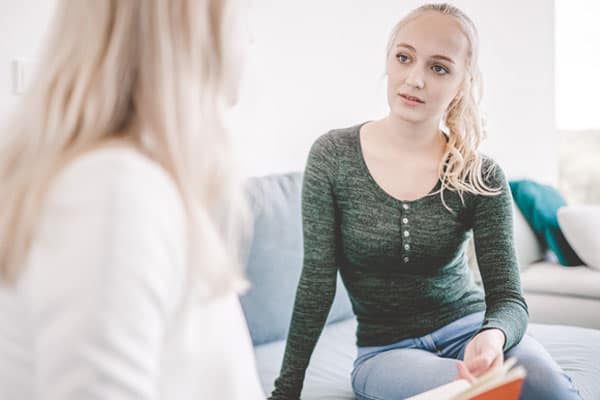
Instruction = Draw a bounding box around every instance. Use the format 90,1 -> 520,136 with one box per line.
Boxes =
351,311 -> 582,400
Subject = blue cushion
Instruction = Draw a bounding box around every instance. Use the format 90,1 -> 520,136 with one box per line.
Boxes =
509,179 -> 583,266
240,172 -> 353,346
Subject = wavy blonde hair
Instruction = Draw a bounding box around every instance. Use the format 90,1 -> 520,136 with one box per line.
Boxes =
0,0 -> 250,298
388,3 -> 500,209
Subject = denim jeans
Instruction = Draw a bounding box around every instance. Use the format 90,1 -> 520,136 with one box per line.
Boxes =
351,311 -> 582,400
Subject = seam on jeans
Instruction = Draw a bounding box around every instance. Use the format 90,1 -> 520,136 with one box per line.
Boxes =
353,388 -> 387,400
351,362 -> 393,400
421,334 -> 438,353
562,371 -> 583,398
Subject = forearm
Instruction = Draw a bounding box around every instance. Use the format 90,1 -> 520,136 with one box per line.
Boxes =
472,160 -> 529,351
270,273 -> 336,399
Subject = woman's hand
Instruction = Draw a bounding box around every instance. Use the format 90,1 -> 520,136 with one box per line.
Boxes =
458,328 -> 506,380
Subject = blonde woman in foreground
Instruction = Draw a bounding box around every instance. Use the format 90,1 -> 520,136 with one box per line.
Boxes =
0,1 -> 264,399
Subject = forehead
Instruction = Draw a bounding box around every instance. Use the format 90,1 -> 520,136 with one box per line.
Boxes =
393,12 -> 469,62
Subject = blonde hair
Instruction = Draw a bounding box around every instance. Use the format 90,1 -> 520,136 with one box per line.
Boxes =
387,3 -> 500,209
0,0 -> 250,298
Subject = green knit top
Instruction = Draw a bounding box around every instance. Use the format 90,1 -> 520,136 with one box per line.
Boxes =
270,123 -> 528,399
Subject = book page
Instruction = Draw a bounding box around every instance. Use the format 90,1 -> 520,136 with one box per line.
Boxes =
405,379 -> 471,400
405,358 -> 524,400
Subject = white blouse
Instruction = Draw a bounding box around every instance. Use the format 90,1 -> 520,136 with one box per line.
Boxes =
0,147 -> 264,400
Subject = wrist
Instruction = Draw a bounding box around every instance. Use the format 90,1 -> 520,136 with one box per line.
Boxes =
479,328 -> 506,348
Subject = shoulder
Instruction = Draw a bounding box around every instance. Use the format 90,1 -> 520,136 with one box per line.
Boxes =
30,147 -> 188,312
478,153 -> 508,187
40,146 -> 188,260
47,146 -> 184,218
310,123 -> 363,165
465,154 -> 513,219
310,123 -> 363,155
462,154 -> 511,210
52,146 -> 179,195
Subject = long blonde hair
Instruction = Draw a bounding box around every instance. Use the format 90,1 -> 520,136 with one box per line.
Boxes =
0,0 -> 250,298
388,3 -> 500,209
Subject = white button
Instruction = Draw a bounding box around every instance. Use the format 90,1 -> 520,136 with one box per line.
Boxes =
404,244 -> 410,250
403,257 -> 410,263
403,230 -> 410,237
402,218 -> 408,224
402,204 -> 409,210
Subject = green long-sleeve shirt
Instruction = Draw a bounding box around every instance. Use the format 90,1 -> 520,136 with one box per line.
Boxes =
271,123 -> 528,399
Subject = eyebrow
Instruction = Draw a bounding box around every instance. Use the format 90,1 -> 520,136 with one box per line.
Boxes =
396,43 -> 456,65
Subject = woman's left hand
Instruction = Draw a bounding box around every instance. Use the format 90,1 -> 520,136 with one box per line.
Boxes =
461,328 -> 506,378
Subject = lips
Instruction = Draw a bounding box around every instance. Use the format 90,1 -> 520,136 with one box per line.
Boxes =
399,93 -> 425,104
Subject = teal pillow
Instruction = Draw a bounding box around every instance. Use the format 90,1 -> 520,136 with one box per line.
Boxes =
509,179 -> 583,266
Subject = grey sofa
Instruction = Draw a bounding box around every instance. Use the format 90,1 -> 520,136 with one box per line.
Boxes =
240,172 -> 600,399
467,200 -> 600,330
518,203 -> 600,329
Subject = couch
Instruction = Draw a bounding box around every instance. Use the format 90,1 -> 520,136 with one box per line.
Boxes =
513,209 -> 600,329
467,194 -> 600,330
240,172 -> 600,400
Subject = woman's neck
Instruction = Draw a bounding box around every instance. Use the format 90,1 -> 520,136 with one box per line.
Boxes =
378,115 -> 446,154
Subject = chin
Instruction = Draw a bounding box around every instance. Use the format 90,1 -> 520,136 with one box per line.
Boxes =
389,108 -> 428,124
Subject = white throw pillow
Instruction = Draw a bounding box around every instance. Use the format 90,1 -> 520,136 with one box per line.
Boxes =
557,205 -> 600,270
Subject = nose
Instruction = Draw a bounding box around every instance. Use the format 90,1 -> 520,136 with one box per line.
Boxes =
405,64 -> 425,90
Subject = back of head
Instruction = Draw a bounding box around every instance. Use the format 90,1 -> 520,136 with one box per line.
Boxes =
0,0 -> 249,297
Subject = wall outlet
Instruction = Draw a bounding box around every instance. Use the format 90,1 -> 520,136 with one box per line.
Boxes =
12,59 -> 28,95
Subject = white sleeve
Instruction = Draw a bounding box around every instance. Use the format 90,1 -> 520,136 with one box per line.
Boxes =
22,151 -> 187,400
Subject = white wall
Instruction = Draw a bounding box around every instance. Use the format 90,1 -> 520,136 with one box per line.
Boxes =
555,0 -> 600,130
0,1 -> 557,183
0,0 -> 55,119
230,0 -> 557,182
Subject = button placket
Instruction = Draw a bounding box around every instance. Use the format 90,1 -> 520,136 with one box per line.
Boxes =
401,203 -> 410,263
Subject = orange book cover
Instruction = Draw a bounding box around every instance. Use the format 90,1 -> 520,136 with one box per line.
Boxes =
407,358 -> 526,400
467,376 -> 525,400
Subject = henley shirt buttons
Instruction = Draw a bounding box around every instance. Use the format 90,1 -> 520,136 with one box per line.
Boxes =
401,204 -> 410,261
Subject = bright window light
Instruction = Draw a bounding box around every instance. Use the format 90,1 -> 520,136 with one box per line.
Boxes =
555,0 -> 600,130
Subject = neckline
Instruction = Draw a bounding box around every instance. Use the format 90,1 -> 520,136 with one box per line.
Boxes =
354,122 -> 442,207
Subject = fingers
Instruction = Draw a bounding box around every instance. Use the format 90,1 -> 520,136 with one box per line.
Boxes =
464,354 -> 491,375
490,352 -> 504,370
464,351 -> 500,377
455,361 -> 477,383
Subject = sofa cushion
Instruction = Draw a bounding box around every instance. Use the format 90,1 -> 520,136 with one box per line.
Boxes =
513,205 -> 545,268
240,172 -> 353,346
466,204 -> 543,284
509,179 -> 583,266
521,261 -> 600,300
523,292 -> 600,329
558,205 -> 600,270
255,317 -> 600,400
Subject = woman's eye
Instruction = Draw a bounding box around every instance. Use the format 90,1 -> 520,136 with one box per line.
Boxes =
396,53 -> 410,63
432,65 -> 449,75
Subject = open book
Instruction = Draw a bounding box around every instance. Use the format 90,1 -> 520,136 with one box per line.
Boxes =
406,358 -> 526,400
